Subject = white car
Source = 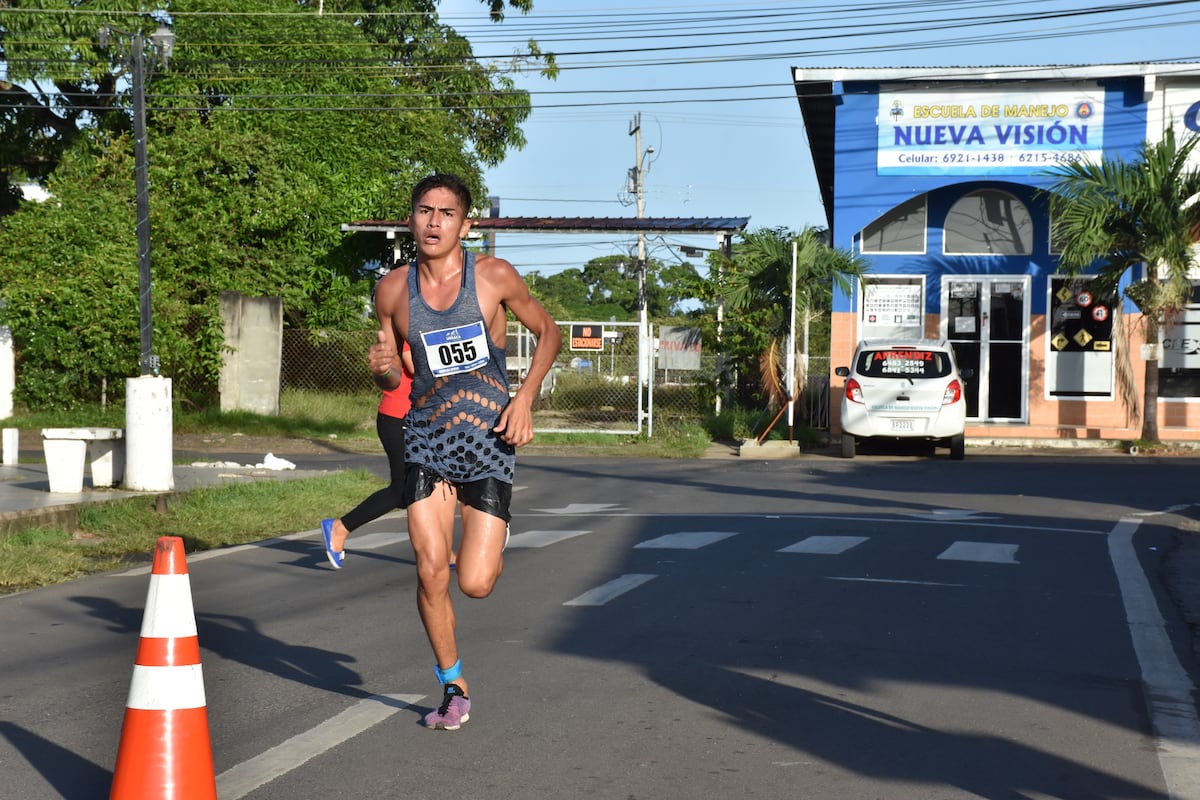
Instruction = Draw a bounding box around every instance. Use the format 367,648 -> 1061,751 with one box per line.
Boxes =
835,339 -> 968,460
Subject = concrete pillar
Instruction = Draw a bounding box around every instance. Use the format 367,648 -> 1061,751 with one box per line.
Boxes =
124,375 -> 174,491
2,427 -> 17,465
0,326 -> 14,420
218,291 -> 282,415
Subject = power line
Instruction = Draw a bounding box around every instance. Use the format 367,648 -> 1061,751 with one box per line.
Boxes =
2,2 -> 1199,116
6,0 -> 1200,64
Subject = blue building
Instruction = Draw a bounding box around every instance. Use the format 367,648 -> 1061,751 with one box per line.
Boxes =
793,65 -> 1200,444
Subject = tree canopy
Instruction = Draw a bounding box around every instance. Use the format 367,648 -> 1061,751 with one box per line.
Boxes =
1042,126 -> 1200,442
526,254 -> 702,323
699,226 -> 868,410
0,0 -> 553,409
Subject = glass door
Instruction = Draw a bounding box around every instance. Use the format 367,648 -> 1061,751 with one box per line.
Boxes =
944,277 -> 1029,422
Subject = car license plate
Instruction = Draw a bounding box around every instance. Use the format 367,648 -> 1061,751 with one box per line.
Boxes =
891,418 -> 915,432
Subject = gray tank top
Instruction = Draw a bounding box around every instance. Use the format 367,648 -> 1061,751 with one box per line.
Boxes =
404,250 -> 515,483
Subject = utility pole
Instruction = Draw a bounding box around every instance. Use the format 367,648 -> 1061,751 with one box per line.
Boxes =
629,113 -> 654,435
716,232 -> 731,416
100,22 -> 174,376
130,32 -> 155,376
98,20 -> 176,492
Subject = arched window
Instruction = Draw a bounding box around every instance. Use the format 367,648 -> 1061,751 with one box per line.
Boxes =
859,195 -> 926,253
944,190 -> 1033,255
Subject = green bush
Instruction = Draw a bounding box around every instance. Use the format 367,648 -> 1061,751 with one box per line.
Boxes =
653,383 -> 707,421
704,404 -> 823,447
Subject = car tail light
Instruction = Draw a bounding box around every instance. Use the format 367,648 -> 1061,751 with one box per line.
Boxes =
943,379 -> 962,405
845,378 -> 864,404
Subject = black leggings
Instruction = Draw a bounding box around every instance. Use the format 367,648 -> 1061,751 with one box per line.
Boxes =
340,412 -> 406,532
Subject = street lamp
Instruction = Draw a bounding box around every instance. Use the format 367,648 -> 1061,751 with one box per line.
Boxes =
98,22 -> 175,376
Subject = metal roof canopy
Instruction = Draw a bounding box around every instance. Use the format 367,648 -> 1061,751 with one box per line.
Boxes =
342,216 -> 750,237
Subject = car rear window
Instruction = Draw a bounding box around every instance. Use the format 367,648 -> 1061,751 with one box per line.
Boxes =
856,348 -> 954,379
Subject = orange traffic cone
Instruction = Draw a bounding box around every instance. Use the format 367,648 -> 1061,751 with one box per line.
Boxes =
110,536 -> 217,800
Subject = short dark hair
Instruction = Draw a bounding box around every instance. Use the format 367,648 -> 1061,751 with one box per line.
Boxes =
411,173 -> 473,216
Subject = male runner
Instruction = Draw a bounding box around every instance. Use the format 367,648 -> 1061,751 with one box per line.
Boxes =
369,173 -> 561,730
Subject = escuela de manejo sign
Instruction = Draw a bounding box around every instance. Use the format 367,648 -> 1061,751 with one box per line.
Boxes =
878,84 -> 1105,176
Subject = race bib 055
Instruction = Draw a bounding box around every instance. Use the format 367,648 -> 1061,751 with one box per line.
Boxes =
420,321 -> 490,377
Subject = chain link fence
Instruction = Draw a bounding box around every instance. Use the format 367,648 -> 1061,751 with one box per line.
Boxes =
262,327 -> 830,436
281,329 -> 378,395
104,326 -> 832,437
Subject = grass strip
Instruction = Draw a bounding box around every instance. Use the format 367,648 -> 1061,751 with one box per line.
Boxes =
0,470 -> 384,595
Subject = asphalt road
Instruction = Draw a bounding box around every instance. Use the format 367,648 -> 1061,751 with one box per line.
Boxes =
2,448 -> 1199,799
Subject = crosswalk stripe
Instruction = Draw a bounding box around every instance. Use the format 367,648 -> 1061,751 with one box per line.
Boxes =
350,529 -> 409,551
215,693 -> 423,799
938,541 -> 1019,563
779,535 -> 869,555
564,574 -> 657,606
507,529 -> 591,548
635,531 -> 739,549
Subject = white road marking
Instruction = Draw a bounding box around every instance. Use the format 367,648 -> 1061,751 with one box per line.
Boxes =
1132,504 -> 1190,517
347,529 -> 409,552
506,511 -> 1094,534
564,574 -> 657,606
779,535 -> 869,555
635,531 -> 738,549
215,693 -> 423,800
1109,518 -> 1200,800
507,529 -> 591,548
828,576 -> 966,587
115,522 -> 411,576
902,508 -> 999,521
531,503 -> 625,514
937,541 -> 1019,564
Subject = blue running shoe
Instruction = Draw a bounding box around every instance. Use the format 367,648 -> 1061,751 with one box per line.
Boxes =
321,518 -> 344,569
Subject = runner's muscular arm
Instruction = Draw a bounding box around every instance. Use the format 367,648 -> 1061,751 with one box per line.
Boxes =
488,261 -> 562,447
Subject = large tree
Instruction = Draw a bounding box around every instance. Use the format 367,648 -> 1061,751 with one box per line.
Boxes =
0,0 -> 547,211
1043,126 -> 1200,443
0,0 -> 553,408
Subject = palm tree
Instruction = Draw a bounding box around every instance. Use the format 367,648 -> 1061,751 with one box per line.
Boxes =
721,226 -> 869,426
1043,126 -> 1200,443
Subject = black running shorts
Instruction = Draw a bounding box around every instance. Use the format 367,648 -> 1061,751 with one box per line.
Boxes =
403,464 -> 512,523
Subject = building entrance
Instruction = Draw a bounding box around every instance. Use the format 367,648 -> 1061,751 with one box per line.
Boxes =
943,277 -> 1030,422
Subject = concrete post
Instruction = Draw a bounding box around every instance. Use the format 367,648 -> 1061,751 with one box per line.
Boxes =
2,428 -> 17,465
0,326 -> 14,420
124,375 -> 174,491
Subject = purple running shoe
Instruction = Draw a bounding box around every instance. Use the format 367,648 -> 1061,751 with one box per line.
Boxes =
424,683 -> 470,730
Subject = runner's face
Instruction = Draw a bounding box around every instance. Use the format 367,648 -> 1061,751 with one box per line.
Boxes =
410,187 -> 472,258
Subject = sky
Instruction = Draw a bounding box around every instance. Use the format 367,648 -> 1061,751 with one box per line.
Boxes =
435,0 -> 1200,278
